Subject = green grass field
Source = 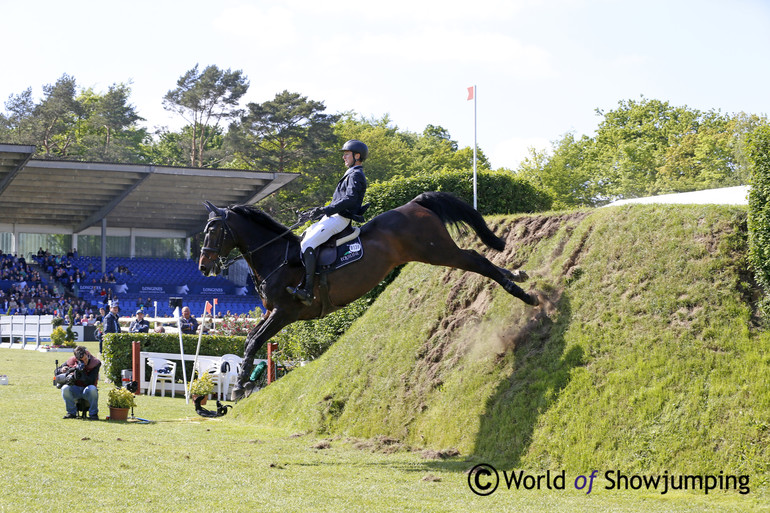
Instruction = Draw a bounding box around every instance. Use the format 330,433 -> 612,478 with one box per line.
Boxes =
0,343 -> 765,512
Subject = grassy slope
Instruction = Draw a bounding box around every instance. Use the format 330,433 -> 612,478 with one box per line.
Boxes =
236,205 -> 769,485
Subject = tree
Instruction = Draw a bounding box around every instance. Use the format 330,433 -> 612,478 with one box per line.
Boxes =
230,90 -> 337,173
76,83 -> 146,162
1,88 -> 36,144
516,132 -> 595,208
517,97 -> 767,207
163,64 -> 248,167
34,74 -> 82,158
229,91 -> 338,220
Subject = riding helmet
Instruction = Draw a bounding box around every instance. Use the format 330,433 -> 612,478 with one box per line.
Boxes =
341,140 -> 368,161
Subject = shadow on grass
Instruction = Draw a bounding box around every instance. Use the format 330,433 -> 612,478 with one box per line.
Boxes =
421,292 -> 582,473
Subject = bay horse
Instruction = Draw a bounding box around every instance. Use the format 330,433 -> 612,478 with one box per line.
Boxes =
199,191 -> 539,401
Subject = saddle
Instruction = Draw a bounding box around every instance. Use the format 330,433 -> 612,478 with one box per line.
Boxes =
316,224 -> 364,273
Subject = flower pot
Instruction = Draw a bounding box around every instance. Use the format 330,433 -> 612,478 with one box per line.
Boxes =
109,407 -> 129,421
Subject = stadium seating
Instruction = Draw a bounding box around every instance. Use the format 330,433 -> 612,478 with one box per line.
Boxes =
53,256 -> 263,317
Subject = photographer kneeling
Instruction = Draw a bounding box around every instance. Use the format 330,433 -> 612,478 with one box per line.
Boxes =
60,346 -> 101,420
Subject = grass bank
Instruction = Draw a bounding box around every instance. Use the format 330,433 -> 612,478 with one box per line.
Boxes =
236,204 -> 769,503
0,342 -> 765,512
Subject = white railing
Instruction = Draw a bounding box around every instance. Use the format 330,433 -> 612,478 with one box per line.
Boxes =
0,315 -> 54,350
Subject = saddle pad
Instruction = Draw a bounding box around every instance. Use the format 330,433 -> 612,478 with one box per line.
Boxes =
317,236 -> 364,273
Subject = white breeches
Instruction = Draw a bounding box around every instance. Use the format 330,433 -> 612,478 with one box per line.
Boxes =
300,214 -> 351,253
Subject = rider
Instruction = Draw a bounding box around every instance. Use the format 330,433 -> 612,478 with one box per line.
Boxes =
287,139 -> 369,305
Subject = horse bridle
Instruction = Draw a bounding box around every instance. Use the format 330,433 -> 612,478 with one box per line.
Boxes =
202,208 -> 300,275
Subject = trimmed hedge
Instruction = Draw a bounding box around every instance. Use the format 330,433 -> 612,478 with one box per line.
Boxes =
748,124 -> 770,315
101,332 -> 267,385
364,169 -> 552,218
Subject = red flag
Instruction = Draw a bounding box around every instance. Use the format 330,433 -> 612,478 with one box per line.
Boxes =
467,86 -> 474,101
213,298 -> 218,305
205,301 -> 212,314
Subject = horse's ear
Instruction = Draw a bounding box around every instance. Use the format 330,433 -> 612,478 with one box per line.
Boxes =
203,201 -> 223,217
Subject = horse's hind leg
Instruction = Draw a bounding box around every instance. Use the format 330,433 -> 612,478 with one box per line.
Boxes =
433,248 -> 538,306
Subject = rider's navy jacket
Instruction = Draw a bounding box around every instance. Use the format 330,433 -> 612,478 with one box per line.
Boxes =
322,165 -> 367,222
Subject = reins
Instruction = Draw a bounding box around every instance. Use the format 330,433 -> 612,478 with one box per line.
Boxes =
203,209 -> 307,286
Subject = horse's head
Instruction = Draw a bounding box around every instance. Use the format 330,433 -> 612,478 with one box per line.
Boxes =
199,201 -> 234,277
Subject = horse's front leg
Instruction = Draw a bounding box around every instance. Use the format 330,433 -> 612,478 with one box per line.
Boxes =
232,309 -> 292,402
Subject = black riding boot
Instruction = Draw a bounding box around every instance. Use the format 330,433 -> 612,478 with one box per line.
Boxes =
286,248 -> 317,306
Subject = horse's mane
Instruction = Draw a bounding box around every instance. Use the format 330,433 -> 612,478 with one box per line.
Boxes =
228,205 -> 301,243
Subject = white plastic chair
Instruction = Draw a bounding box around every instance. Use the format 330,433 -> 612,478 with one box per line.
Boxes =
219,354 -> 243,401
147,358 -> 177,398
194,357 -> 223,401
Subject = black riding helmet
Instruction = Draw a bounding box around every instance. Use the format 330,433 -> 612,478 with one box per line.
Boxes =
341,140 -> 368,162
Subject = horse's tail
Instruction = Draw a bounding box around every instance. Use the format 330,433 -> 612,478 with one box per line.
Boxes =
412,191 -> 505,251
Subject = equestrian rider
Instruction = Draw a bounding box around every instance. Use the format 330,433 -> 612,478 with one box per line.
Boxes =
287,140 -> 369,305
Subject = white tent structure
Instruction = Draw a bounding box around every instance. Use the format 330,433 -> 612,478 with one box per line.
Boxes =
603,186 -> 749,207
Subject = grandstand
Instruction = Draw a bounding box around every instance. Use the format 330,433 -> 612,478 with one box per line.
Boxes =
31,254 -> 264,318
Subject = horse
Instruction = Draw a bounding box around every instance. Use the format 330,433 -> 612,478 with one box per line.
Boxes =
199,191 -> 539,401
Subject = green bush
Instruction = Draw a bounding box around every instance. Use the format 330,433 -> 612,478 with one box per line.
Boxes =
101,332 -> 266,385
271,267 -> 402,362
364,169 -> 552,218
747,124 -> 770,315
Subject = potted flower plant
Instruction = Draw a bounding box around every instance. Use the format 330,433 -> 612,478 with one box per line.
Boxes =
189,373 -> 215,404
107,386 -> 137,421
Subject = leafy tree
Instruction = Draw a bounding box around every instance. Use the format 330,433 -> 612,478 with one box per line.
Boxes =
76,83 -> 146,162
516,132 -> 596,208
517,97 -> 768,207
229,90 -> 337,173
0,88 -> 36,144
139,129 -> 188,166
163,64 -> 248,167
34,74 -> 82,157
229,91 -> 339,220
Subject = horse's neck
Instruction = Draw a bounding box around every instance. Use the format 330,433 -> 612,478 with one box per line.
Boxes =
238,234 -> 297,281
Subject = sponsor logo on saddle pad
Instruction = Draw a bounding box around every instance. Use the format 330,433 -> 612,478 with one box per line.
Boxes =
318,237 -> 364,272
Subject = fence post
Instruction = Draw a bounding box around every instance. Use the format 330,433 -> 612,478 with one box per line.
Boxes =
132,340 -> 141,395
267,342 -> 278,384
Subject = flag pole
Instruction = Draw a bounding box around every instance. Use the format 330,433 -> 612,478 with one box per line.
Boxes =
473,84 -> 477,210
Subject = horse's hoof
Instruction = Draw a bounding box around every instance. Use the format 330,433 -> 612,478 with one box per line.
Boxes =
232,387 -> 245,403
526,293 -> 540,306
511,270 -> 529,282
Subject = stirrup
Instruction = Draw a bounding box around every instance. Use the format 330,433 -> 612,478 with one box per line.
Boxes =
286,285 -> 314,306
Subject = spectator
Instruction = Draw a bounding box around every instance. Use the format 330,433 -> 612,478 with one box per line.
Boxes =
100,300 -> 121,353
129,310 -> 150,333
61,346 -> 101,420
179,306 -> 199,334
102,301 -> 121,334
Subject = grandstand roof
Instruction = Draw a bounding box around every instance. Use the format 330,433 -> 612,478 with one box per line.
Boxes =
0,143 -> 298,237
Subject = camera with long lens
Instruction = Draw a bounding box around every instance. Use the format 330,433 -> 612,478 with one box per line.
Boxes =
53,362 -> 82,388
169,297 -> 183,308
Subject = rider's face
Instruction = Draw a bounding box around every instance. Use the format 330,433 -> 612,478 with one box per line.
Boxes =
342,151 -> 356,168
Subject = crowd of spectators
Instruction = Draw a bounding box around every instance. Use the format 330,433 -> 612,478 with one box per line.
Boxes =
1,249 -> 111,322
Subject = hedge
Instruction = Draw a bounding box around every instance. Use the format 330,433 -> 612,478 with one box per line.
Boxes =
748,124 -> 770,315
364,169 -> 552,218
101,332 -> 267,385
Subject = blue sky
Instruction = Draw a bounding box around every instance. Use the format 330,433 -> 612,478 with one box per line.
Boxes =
1,0 -> 768,170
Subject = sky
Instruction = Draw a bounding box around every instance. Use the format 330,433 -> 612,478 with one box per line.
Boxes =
1,0 -> 769,170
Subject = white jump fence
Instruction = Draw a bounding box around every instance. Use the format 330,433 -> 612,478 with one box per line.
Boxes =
137,351 -> 271,401
0,315 -> 55,350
